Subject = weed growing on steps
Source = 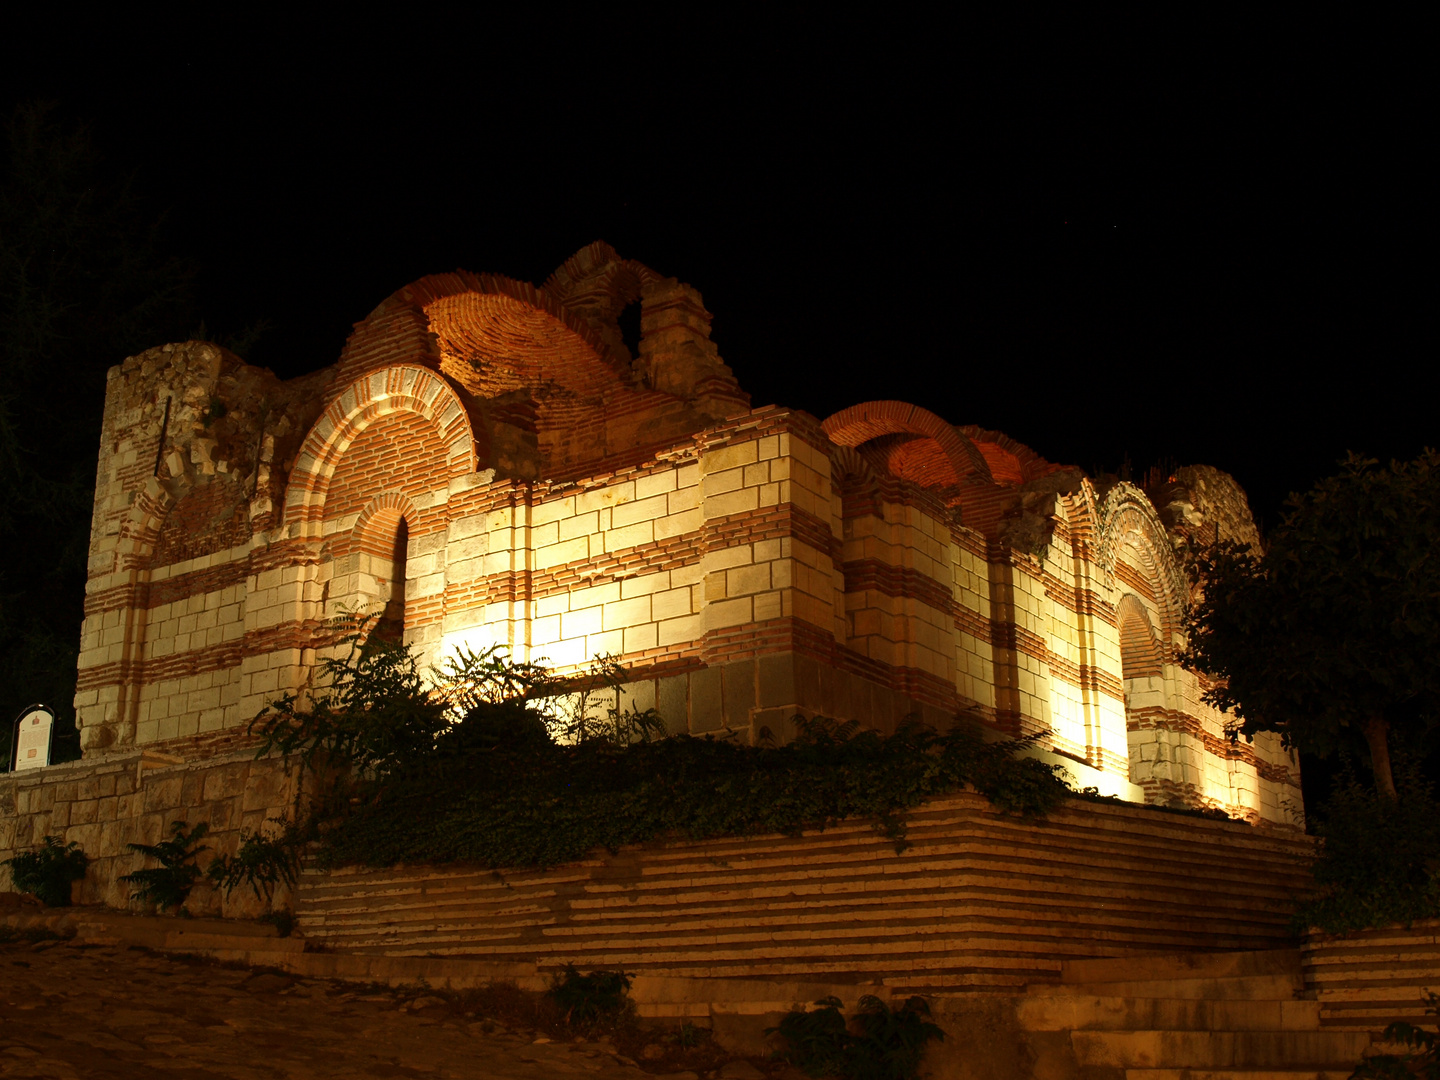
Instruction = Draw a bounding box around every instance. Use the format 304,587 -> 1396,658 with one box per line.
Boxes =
2,835 -> 89,907
1350,991 -> 1439,1078
546,966 -> 634,1031
769,995 -> 944,1079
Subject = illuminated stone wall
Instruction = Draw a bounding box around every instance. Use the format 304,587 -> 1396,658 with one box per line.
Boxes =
71,242 -> 1301,826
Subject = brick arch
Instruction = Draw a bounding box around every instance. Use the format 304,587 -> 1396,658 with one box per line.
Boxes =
1096,483 -> 1187,644
334,266 -> 629,390
822,401 -> 994,487
1117,593 -> 1164,679
112,477 -> 179,573
828,444 -> 879,484
285,365 -> 477,532
353,492 -> 418,558
544,241 -> 662,313
956,425 -> 1073,485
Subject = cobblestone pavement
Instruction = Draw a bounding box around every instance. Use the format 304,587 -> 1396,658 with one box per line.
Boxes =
0,936 -> 757,1080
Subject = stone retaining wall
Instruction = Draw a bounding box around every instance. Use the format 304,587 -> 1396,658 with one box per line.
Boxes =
0,746 -> 301,918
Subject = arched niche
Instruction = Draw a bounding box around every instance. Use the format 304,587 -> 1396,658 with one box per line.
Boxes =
340,493 -> 415,644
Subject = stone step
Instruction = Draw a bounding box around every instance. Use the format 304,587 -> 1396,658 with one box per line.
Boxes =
1031,975 -> 1305,1001
293,880 -> 1301,924
1071,1029 -> 1373,1070
1017,994 -> 1323,1032
294,904 -> 1293,947
1062,949 -> 1302,985
297,835 -> 1311,890
1125,1071 -> 1353,1080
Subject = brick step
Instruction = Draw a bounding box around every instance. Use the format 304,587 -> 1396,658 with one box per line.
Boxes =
1070,1029 -> 1373,1070
298,918 -> 1289,965
1018,995 -> 1323,1032
1124,1071 -> 1353,1080
294,865 -> 1304,909
1030,976 -> 1306,1001
298,852 -> 1313,898
1318,1002 -> 1436,1031
298,833 -> 1312,889
1061,950 -> 1302,984
293,872 -> 1301,925
292,891 -> 1296,941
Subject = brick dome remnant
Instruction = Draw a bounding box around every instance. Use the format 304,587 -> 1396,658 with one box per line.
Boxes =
72,243 -> 1300,828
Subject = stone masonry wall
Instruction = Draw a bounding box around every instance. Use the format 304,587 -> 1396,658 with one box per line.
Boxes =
0,741 -> 301,918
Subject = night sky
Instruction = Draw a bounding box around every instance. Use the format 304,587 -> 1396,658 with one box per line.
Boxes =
4,20 -> 1429,528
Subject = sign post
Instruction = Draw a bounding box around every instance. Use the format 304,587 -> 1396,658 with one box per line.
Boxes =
9,705 -> 56,772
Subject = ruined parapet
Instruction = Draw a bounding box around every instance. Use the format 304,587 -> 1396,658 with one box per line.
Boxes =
637,278 -> 748,418
1146,464 -> 1264,553
76,342 -> 331,751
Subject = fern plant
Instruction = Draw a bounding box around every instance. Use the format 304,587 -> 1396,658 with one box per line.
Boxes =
2,835 -> 88,907
119,821 -> 210,912
206,822 -> 300,902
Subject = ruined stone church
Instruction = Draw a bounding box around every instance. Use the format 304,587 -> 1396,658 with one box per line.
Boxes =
75,242 -> 1299,825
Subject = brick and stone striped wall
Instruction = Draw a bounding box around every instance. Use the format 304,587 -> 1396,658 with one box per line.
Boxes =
66,242 -> 1300,828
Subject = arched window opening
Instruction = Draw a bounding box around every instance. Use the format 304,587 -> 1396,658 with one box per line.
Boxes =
1117,594 -> 1163,682
373,518 -> 408,645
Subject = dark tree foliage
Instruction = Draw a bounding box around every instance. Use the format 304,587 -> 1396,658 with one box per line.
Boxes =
1296,753 -> 1440,933
0,103 -> 195,765
1182,451 -> 1440,800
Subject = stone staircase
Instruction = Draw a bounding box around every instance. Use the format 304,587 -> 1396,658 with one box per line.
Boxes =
1303,917 -> 1440,1034
1016,949 -> 1373,1078
292,793 -> 1315,994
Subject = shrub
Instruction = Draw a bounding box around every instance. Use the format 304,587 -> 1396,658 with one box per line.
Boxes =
206,822 -> 301,902
1294,752 -> 1440,934
770,995 -> 944,1079
2,835 -> 88,907
546,965 -> 633,1029
119,821 -> 210,912
251,632 -> 1073,872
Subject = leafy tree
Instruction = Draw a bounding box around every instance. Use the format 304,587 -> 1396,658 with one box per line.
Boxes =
0,102 -> 195,763
1182,451 -> 1440,799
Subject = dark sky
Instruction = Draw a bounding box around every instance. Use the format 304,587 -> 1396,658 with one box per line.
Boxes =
4,18 -> 1430,530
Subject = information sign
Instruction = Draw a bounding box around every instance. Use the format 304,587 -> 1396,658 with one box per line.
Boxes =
10,705 -> 55,772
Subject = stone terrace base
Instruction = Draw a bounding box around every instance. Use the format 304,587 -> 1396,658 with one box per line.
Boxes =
295,791 -> 1315,994
0,741 -> 301,918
